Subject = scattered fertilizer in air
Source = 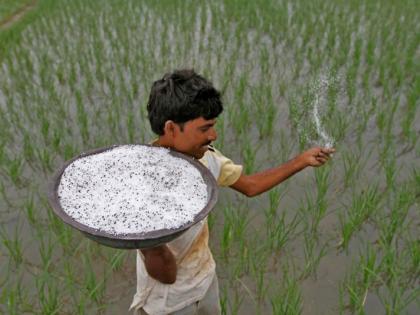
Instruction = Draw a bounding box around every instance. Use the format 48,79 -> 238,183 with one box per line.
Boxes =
57,145 -> 208,235
310,75 -> 336,148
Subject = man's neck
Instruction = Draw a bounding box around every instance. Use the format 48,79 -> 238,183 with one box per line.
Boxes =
154,137 -> 172,149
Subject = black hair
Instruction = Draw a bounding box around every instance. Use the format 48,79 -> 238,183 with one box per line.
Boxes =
147,69 -> 223,135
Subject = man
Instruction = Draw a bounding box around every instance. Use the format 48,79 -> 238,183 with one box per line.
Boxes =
130,69 -> 334,315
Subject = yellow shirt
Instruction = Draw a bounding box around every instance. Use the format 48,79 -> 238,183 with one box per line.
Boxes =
130,146 -> 242,315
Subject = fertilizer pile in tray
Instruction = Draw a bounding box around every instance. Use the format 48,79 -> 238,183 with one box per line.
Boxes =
57,145 -> 208,235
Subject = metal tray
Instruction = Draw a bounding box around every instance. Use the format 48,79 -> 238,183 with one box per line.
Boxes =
47,144 -> 218,249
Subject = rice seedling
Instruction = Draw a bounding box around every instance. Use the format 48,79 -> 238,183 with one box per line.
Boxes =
338,184 -> 381,250
0,277 -> 26,315
378,185 -> 413,247
108,250 -> 126,272
35,272 -> 61,315
339,244 -> 382,314
38,234 -> 53,271
265,207 -> 300,252
270,266 -> 302,315
0,181 -> 13,207
24,193 -> 36,225
0,224 -> 23,267
5,155 -> 23,187
378,282 -> 420,315
219,287 -> 228,315
34,147 -> 54,173
82,252 -> 106,305
220,207 -> 233,261
300,232 -> 328,280
226,285 -> 244,315
406,238 -> 420,281
242,139 -> 256,174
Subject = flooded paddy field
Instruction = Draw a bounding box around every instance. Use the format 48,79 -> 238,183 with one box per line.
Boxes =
0,0 -> 419,314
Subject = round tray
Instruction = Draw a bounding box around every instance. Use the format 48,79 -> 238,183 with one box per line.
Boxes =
47,144 -> 219,249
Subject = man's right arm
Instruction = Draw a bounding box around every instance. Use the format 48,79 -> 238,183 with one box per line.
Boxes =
141,245 -> 177,284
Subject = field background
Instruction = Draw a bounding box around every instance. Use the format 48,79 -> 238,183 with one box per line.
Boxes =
0,0 -> 419,314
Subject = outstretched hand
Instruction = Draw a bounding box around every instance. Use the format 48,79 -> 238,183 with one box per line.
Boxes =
300,147 -> 335,167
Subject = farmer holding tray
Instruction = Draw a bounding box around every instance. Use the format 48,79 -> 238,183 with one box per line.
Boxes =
130,69 -> 334,315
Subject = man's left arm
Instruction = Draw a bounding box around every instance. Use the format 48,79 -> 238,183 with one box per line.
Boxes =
230,147 -> 335,197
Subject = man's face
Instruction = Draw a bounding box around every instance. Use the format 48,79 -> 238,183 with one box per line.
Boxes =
172,117 -> 218,159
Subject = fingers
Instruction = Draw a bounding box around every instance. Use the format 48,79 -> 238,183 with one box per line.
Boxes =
321,147 -> 336,155
315,156 -> 328,164
315,147 -> 335,165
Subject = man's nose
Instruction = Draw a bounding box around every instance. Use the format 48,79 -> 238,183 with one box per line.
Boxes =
208,128 -> 217,141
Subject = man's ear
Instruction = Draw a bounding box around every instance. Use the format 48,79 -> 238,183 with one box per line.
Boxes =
163,120 -> 177,137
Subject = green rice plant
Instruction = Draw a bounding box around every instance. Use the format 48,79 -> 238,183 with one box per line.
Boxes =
39,234 -> 54,271
46,205 -> 74,252
329,110 -> 349,144
341,148 -> 370,190
35,273 -> 61,315
339,276 -> 367,314
264,187 -> 282,230
0,224 -> 23,267
35,147 -> 54,173
214,114 -> 226,151
0,278 -> 26,315
233,241 -> 251,279
6,155 -> 23,187
74,293 -> 88,315
338,184 -> 381,250
63,142 -> 79,161
400,78 -> 419,146
300,232 -> 327,279
24,193 -> 36,225
242,140 -> 255,174
220,207 -> 233,261
231,75 -> 250,136
266,210 -> 299,253
0,181 -> 13,207
226,285 -> 244,315
378,185 -> 413,247
220,287 -> 228,315
108,250 -> 126,272
252,84 -> 277,139
381,154 -> 397,190
298,177 -> 328,239
340,244 -> 382,314
40,117 -> 50,145
378,280 -> 420,315
254,267 -> 269,303
0,140 -> 5,166
63,260 -> 77,293
51,128 -> 62,155
82,253 -> 106,305
75,90 -> 90,145
0,0 -> 31,22
250,246 -> 269,302
406,238 -> 420,281
22,132 -> 35,163
270,271 -> 302,315
314,165 -> 329,213
126,109 -> 135,143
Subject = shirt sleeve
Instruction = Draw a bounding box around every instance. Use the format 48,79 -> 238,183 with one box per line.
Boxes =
211,147 -> 243,187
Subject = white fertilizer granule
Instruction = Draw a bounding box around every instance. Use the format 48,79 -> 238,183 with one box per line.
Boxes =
57,145 -> 209,235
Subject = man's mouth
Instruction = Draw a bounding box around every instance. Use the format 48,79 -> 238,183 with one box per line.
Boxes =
201,142 -> 211,150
